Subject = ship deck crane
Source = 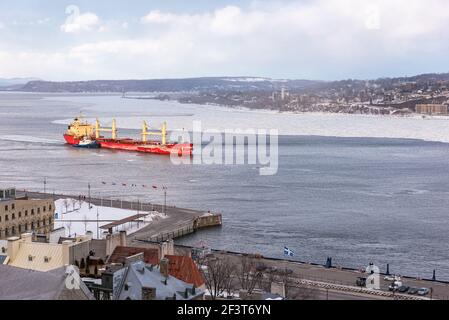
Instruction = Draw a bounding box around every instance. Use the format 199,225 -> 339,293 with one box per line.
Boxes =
95,119 -> 117,140
141,121 -> 167,145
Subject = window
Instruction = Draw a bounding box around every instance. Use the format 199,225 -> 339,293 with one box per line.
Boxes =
43,206 -> 46,212
18,212 -> 22,218
44,256 -> 50,263
37,221 -> 40,228
11,226 -> 15,235
37,208 -> 40,214
5,228 -> 8,237
5,215 -> 8,221
28,255 -> 33,262
12,213 -> 15,220
12,204 -> 15,210
0,216 -> 1,222
31,222 -> 34,229
18,225 -> 22,233
31,209 -> 34,215
4,205 -> 8,211
49,204 -> 52,210
25,210 -> 28,216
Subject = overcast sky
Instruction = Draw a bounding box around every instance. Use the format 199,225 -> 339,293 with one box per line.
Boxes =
0,0 -> 448,81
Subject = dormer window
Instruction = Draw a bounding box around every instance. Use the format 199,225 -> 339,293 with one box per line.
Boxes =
28,255 -> 33,262
44,256 -> 51,263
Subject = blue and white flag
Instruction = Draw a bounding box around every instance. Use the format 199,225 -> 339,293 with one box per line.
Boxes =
284,246 -> 294,257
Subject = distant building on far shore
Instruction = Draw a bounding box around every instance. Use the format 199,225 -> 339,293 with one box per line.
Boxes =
415,103 -> 448,115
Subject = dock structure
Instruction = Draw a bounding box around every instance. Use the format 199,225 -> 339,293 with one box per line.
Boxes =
22,190 -> 222,242
131,213 -> 222,243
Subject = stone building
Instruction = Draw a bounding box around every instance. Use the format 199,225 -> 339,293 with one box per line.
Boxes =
5,233 -> 92,272
0,188 -> 55,240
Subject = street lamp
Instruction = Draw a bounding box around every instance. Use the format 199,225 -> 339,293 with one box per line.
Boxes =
96,208 -> 99,239
88,183 -> 91,210
162,186 -> 168,216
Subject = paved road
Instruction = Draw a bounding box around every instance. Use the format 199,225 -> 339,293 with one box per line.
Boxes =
314,288 -> 389,300
235,253 -> 449,300
194,250 -> 449,300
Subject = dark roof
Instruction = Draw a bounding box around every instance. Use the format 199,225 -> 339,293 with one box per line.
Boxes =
108,246 -> 159,265
165,255 -> 205,288
0,265 -> 94,300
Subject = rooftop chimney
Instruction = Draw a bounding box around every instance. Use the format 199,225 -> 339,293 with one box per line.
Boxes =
141,287 -> 156,300
160,257 -> 169,279
21,233 -> 33,243
62,240 -> 72,266
119,231 -> 127,247
7,236 -> 21,262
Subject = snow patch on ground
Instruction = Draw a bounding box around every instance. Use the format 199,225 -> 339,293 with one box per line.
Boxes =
54,199 -> 166,239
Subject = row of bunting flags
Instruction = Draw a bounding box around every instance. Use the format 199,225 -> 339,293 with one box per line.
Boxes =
100,181 -> 165,190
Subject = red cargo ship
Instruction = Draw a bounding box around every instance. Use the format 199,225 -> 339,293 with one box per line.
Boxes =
64,117 -> 193,156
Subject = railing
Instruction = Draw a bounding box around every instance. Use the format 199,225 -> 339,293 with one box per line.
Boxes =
147,223 -> 196,242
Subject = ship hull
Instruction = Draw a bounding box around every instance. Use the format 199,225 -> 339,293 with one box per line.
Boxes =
64,134 -> 81,145
98,139 -> 193,155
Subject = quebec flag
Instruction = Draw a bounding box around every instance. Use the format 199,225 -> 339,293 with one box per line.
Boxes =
284,246 -> 294,257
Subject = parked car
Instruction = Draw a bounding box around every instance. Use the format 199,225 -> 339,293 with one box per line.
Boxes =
408,287 -> 419,295
398,286 -> 410,293
389,281 -> 403,291
417,288 -> 430,296
384,275 -> 395,281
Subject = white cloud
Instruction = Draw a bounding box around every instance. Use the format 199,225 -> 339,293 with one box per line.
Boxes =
61,5 -> 100,33
3,0 -> 449,80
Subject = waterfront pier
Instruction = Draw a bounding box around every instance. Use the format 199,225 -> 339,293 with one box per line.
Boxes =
22,190 -> 222,243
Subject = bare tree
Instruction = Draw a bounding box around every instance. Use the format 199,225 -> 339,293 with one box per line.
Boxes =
65,221 -> 72,237
83,215 -> 89,233
262,268 -> 319,300
235,255 -> 264,295
71,198 -> 78,211
199,256 -> 235,300
63,199 -> 69,214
